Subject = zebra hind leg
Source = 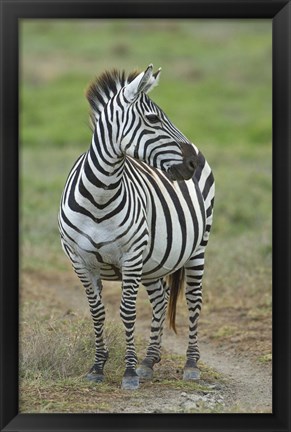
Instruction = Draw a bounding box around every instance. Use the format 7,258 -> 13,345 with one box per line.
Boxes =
183,251 -> 205,381
74,266 -> 108,383
136,279 -> 168,381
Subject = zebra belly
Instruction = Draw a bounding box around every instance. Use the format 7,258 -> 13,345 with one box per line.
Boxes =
140,176 -> 206,280
98,219 -> 203,282
140,220 -> 202,281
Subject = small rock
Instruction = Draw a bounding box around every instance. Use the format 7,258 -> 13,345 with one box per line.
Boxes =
180,400 -> 198,410
187,394 -> 201,402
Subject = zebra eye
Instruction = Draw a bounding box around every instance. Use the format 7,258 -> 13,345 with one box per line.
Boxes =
146,114 -> 160,124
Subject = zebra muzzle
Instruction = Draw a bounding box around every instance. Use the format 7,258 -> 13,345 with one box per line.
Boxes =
168,143 -> 198,181
167,161 -> 196,181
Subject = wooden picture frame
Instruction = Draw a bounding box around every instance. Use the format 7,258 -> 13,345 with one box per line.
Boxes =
1,1 -> 290,431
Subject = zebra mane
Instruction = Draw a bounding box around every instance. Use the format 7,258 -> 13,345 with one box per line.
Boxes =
85,69 -> 140,127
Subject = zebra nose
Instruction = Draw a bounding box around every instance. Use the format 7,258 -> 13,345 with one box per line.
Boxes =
185,157 -> 197,172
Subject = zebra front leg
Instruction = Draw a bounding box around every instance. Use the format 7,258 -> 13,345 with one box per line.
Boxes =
120,261 -> 142,390
183,252 -> 205,380
137,279 -> 168,381
78,274 -> 108,383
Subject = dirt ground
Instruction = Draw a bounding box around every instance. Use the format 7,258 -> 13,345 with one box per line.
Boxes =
20,269 -> 272,413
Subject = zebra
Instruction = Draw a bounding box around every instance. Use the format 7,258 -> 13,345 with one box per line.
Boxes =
58,64 -> 215,390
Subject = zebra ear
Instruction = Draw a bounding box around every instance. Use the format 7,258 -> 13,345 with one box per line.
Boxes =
143,67 -> 162,94
124,64 -> 154,101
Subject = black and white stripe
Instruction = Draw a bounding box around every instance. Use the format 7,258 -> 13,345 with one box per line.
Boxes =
58,65 -> 215,389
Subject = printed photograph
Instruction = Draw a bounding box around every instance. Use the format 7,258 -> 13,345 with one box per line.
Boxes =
19,19 -> 272,413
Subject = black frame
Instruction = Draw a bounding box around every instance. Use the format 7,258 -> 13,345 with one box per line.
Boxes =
0,1 -> 290,431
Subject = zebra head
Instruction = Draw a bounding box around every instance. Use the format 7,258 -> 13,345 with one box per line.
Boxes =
120,64 -> 199,181
86,65 -> 199,181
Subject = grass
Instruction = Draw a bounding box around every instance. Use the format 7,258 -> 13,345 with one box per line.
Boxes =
19,303 -> 126,412
258,353 -> 272,364
20,19 -> 272,413
20,146 -> 80,272
20,300 -> 129,384
19,299 -> 225,413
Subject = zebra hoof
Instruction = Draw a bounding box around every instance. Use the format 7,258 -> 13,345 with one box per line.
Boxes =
86,365 -> 104,383
86,371 -> 104,383
183,367 -> 201,381
121,374 -> 140,390
136,364 -> 154,381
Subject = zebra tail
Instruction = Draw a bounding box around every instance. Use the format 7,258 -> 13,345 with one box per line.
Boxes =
166,267 -> 185,334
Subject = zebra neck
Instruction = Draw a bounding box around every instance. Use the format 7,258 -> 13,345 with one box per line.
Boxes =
82,128 -> 125,195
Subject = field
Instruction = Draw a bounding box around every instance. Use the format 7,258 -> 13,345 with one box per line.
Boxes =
20,19 -> 272,413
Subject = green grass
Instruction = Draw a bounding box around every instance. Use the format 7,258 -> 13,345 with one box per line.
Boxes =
258,353 -> 272,363
20,146 -> 81,271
